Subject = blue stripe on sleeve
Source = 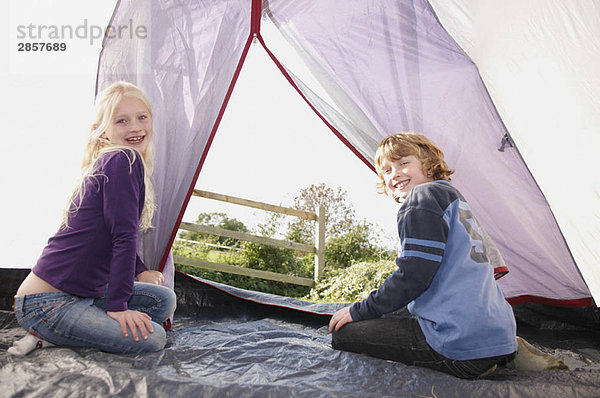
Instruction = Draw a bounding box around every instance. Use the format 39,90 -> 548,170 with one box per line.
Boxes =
401,250 -> 443,263
404,238 -> 446,250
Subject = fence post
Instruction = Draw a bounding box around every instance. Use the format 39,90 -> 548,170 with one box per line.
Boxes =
314,205 -> 326,282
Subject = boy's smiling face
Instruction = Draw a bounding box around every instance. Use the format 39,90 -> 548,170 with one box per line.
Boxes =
381,155 -> 434,200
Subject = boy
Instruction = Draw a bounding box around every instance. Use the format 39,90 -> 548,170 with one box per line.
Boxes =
329,133 -> 517,379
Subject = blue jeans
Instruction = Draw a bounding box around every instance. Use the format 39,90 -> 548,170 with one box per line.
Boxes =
14,282 -> 177,354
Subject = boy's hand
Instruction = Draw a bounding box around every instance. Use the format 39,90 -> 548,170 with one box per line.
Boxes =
107,310 -> 154,341
136,270 -> 164,285
329,306 -> 353,332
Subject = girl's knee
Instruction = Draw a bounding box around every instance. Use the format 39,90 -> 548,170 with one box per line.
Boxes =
147,328 -> 167,352
163,287 -> 177,315
155,287 -> 176,323
132,326 -> 167,353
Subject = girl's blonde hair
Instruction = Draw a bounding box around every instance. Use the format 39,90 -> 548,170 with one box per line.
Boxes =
61,82 -> 156,231
375,132 -> 454,202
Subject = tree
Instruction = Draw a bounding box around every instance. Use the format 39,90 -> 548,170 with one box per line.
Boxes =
284,183 -> 394,269
286,183 -> 357,244
239,213 -> 311,277
324,221 -> 380,269
179,212 -> 248,248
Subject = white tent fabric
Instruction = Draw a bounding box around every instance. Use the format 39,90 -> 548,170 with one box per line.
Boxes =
428,0 -> 600,304
96,0 -> 599,306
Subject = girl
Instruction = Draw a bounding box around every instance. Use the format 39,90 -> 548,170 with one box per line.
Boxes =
10,82 -> 176,355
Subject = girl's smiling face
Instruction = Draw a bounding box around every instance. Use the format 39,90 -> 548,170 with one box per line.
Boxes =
381,155 -> 433,200
102,96 -> 152,154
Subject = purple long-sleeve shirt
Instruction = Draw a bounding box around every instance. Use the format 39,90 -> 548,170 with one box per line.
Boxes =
33,150 -> 147,312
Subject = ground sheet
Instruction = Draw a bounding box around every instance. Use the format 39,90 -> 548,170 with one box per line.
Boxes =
1,270 -> 599,397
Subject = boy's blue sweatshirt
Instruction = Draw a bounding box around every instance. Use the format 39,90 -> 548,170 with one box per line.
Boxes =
350,180 -> 517,360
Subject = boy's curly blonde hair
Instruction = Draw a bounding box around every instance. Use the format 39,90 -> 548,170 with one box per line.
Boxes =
375,133 -> 454,202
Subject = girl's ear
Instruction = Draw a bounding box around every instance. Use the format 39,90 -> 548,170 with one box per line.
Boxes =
92,124 -> 105,139
96,126 -> 109,140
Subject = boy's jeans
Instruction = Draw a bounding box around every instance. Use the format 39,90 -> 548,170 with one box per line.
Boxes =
332,310 -> 515,379
14,282 -> 176,354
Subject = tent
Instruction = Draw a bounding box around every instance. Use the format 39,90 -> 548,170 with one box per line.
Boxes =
96,0 -> 600,308
3,1 -> 599,395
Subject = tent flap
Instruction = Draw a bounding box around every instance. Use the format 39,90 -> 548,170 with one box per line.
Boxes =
265,0 -> 592,304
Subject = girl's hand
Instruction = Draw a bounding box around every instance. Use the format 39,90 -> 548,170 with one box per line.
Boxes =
329,306 -> 353,332
136,270 -> 164,285
107,310 -> 154,341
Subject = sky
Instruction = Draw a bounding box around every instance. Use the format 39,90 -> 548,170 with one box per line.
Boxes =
0,0 -> 399,268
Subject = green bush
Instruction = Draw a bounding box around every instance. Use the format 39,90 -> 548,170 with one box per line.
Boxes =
307,260 -> 397,303
172,240 -> 208,258
174,237 -> 396,301
324,222 -> 384,269
239,241 -> 310,277
173,239 -> 312,298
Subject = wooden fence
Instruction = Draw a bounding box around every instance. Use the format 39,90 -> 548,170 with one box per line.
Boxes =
173,189 -> 326,287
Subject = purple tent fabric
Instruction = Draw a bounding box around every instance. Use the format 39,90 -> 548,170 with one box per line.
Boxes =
96,0 -> 591,304
265,0 -> 589,303
97,0 -> 253,289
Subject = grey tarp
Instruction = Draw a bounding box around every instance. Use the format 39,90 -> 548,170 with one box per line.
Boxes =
1,269 -> 599,397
